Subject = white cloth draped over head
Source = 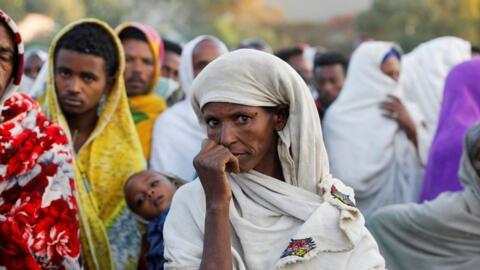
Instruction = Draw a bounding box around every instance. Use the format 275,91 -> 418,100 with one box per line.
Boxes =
401,36 -> 471,164
323,41 -> 424,219
164,49 -> 385,270
149,35 -> 228,181
369,123 -> 480,270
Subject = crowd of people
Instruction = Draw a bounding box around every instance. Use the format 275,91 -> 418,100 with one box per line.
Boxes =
0,8 -> 479,270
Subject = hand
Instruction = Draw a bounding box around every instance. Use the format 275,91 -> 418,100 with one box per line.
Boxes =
380,94 -> 417,146
193,139 -> 240,208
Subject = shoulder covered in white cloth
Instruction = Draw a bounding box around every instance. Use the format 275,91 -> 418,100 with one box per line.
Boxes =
164,176 -> 385,270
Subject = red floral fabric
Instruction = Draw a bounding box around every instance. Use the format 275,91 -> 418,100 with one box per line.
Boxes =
0,93 -> 81,270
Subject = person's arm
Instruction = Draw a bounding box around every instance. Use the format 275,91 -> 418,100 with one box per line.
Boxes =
193,139 -> 240,270
380,94 -> 418,147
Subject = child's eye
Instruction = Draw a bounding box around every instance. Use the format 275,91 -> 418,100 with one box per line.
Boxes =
150,180 -> 159,188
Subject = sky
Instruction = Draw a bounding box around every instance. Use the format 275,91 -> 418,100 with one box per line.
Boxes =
266,0 -> 374,22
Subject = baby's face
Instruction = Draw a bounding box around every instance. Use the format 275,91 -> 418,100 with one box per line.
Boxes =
125,171 -> 177,220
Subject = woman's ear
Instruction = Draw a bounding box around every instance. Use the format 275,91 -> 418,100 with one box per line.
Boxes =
274,105 -> 289,131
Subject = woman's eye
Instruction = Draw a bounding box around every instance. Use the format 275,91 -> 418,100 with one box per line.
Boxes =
237,115 -> 250,124
206,119 -> 219,127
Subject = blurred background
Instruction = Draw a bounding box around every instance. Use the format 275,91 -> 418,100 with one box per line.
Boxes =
3,0 -> 480,53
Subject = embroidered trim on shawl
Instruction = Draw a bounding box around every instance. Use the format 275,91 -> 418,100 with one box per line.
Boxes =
280,237 -> 317,258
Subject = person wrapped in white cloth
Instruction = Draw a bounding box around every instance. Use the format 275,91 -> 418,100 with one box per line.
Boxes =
163,49 -> 385,270
323,41 -> 425,219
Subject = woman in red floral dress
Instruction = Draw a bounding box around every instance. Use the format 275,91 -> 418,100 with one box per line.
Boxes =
0,10 -> 81,270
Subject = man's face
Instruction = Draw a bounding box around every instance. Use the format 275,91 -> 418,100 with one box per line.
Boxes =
192,39 -> 223,78
123,38 -> 155,96
288,54 -> 313,84
161,50 -> 180,82
314,64 -> 346,106
0,23 -> 14,98
55,49 -> 111,116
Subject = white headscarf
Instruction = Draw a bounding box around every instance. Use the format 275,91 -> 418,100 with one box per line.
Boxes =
149,36 -> 228,181
401,36 -> 471,164
164,49 -> 385,270
323,41 -> 424,219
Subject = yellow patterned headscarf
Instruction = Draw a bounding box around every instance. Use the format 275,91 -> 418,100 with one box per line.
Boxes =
116,22 -> 166,159
43,19 -> 146,270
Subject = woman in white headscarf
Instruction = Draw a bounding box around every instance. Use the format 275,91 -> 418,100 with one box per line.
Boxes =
149,35 -> 228,181
401,36 -> 471,164
323,41 -> 424,219
163,49 -> 385,270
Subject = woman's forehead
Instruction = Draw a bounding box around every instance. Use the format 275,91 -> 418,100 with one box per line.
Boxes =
201,102 -> 266,116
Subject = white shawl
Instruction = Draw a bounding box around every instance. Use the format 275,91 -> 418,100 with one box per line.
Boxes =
149,36 -> 228,181
369,123 -> 480,270
164,49 -> 385,270
401,36 -> 471,164
323,41 -> 424,219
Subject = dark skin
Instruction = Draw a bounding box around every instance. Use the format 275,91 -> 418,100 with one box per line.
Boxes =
124,170 -> 179,220
193,102 -> 288,270
0,23 -> 14,98
123,38 -> 155,96
54,49 -> 114,152
162,50 -> 180,82
314,64 -> 346,107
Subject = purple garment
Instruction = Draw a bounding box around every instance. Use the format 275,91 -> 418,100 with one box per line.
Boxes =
419,59 -> 480,202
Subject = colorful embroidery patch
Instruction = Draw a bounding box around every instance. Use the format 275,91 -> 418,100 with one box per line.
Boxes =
280,237 -> 316,258
331,185 -> 356,207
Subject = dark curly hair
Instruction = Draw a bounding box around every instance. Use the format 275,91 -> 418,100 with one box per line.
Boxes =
314,52 -> 348,75
54,22 -> 119,77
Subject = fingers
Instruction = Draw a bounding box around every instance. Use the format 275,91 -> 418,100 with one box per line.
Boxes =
201,138 -> 217,151
225,154 -> 240,174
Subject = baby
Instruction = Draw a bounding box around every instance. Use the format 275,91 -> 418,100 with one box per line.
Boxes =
124,170 -> 183,270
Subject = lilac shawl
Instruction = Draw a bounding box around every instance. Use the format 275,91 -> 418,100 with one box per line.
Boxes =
419,58 -> 480,201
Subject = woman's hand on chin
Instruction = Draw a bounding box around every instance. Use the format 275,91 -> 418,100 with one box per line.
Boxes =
194,139 -> 240,209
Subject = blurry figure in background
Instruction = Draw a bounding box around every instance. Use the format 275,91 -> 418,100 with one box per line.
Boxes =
124,170 -> 184,270
155,39 -> 183,106
323,42 -> 424,219
275,45 -> 313,84
24,49 -> 47,79
369,120 -> 480,270
0,10 -> 81,269
418,59 -> 480,202
401,37 -> 471,165
19,48 -> 47,91
117,23 -> 167,159
25,58 -> 48,99
313,52 -> 348,119
233,38 -> 273,53
43,19 -> 146,269
150,35 -> 228,181
378,47 -> 419,150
